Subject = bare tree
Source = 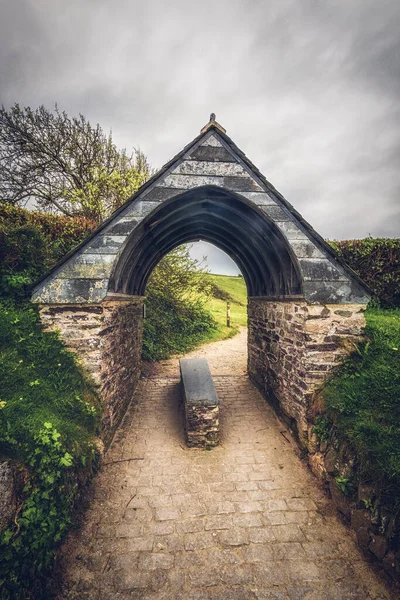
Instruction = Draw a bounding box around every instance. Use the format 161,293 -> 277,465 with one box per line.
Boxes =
0,104 -> 152,222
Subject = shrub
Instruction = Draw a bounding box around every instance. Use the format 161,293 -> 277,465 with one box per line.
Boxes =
142,246 -> 217,361
0,205 -> 96,298
329,238 -> 400,307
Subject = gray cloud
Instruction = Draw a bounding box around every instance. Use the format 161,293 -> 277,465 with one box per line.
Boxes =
1,0 -> 399,260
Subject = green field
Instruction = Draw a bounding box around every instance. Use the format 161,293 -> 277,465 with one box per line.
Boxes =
204,274 -> 248,342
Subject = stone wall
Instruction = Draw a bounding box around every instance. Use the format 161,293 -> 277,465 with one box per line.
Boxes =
308,432 -> 400,581
39,296 -> 144,447
248,299 -> 366,446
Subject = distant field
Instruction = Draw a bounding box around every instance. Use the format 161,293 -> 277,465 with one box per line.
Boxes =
204,274 -> 248,342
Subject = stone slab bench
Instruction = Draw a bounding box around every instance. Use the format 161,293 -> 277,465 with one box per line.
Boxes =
179,358 -> 220,448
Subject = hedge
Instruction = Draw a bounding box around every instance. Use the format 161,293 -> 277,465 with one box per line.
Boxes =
330,238 -> 400,307
0,206 -> 97,297
0,205 -> 96,265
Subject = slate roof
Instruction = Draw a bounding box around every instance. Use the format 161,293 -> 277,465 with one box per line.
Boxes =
31,119 -> 371,297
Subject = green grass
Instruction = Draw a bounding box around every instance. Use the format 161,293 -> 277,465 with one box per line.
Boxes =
0,301 -> 101,454
324,307 -> 400,488
203,274 -> 247,342
0,300 -> 102,598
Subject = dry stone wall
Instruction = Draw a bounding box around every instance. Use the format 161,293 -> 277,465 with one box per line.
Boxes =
39,296 -> 144,446
248,299 -> 366,446
308,429 -> 400,581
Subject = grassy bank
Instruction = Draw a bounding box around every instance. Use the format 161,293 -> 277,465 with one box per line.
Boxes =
323,307 -> 400,491
0,300 -> 102,599
203,274 -> 247,342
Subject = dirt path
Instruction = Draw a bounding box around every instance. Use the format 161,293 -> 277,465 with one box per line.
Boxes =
141,327 -> 248,377
58,375 -> 394,599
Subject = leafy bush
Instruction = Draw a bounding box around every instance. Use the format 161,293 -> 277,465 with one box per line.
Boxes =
142,246 -> 217,361
0,300 -> 102,599
330,238 -> 400,307
0,205 -> 96,298
143,295 -> 217,361
324,308 -> 400,488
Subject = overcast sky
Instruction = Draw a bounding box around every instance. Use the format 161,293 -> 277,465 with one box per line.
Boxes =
1,0 -> 399,274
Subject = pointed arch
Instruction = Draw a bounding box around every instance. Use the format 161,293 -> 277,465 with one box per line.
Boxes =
109,186 -> 303,298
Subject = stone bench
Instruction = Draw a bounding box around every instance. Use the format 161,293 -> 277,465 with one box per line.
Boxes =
179,358 -> 220,448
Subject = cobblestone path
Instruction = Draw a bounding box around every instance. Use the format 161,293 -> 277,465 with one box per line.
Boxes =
58,376 -> 393,600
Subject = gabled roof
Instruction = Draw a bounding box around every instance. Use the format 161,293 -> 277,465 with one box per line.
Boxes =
31,115 -> 371,301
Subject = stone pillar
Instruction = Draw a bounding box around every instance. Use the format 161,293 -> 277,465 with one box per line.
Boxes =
38,295 -> 145,447
248,298 -> 366,447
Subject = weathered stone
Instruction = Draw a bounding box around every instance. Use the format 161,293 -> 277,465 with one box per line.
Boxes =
174,160 -> 248,177
261,205 -> 291,221
104,218 -> 139,235
0,460 -> 16,531
38,296 -> 144,447
329,480 -> 351,520
369,533 -> 388,560
31,123 -> 371,307
82,234 -> 127,254
32,277 -> 109,304
187,145 -> 236,162
351,509 -> 371,531
299,258 -> 348,282
324,447 -> 339,474
308,452 -> 327,481
248,299 -> 366,444
356,526 -> 371,549
180,359 -> 220,448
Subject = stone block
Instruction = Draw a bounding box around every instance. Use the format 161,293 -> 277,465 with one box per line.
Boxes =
187,145 -> 235,162
369,533 -> 388,560
82,234 -> 127,254
299,258 -> 347,282
356,526 -> 371,549
200,134 -> 223,147
261,205 -> 291,221
0,460 -> 16,531
240,191 -> 277,205
180,358 -> 220,448
308,452 -> 327,481
173,160 -> 247,177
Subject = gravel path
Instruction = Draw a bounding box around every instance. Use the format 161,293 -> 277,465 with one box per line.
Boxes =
141,327 -> 248,377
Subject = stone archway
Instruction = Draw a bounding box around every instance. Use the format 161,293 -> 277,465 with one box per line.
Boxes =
32,116 -> 370,447
109,186 -> 302,298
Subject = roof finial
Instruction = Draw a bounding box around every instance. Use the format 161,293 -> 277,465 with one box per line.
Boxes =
200,113 -> 226,134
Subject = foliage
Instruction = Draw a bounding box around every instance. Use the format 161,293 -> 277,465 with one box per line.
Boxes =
324,307 -> 400,488
205,274 -> 248,333
313,415 -> 332,443
335,475 -> 354,497
0,104 -> 152,222
0,300 -> 101,599
0,205 -> 97,298
142,246 -> 217,361
329,238 -> 400,307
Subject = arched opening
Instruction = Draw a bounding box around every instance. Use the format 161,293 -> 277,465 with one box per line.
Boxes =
140,241 -> 249,376
106,185 -> 304,391
109,186 -> 303,299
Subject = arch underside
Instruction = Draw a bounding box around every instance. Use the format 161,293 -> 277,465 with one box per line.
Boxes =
110,187 -> 303,298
